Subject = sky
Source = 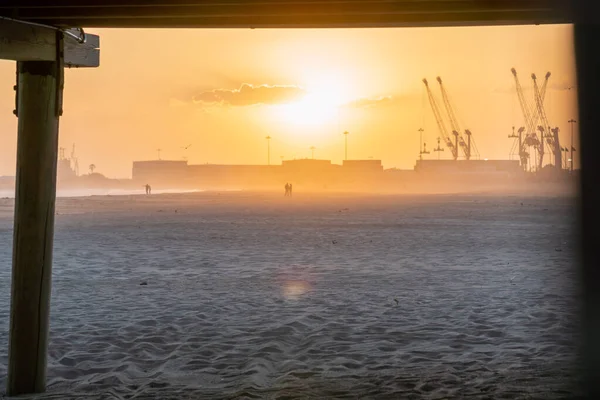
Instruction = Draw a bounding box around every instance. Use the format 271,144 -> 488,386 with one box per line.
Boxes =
0,24 -> 578,178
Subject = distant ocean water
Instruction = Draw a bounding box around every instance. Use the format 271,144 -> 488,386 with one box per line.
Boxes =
0,188 -> 205,199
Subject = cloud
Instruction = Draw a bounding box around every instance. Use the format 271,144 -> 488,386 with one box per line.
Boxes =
192,84 -> 306,107
188,84 -> 401,111
343,95 -> 398,109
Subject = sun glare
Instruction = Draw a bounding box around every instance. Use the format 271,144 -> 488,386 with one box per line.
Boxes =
272,87 -> 346,126
282,280 -> 311,300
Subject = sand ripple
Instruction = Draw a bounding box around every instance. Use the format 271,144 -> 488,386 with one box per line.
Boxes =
0,193 -> 582,399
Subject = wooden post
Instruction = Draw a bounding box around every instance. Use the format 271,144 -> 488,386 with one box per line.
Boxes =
0,18 -> 98,396
574,14 -> 600,398
0,17 -> 97,396
7,57 -> 62,396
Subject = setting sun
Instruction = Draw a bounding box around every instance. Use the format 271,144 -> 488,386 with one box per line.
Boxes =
269,77 -> 350,127
276,92 -> 340,126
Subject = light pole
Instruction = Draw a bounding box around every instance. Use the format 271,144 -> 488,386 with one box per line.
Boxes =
433,137 -> 444,160
568,119 -> 576,172
265,136 -> 271,165
418,128 -> 424,160
343,131 -> 349,161
310,146 -> 316,159
156,148 -> 162,160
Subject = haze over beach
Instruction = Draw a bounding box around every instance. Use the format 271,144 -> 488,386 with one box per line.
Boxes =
0,23 -> 582,399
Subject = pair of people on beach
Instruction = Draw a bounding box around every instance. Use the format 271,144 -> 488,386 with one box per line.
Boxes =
284,183 -> 293,197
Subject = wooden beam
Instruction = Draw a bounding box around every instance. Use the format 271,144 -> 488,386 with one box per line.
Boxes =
0,17 -> 99,67
0,0 -> 574,28
7,60 -> 62,396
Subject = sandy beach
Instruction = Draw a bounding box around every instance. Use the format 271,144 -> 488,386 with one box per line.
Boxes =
0,191 -> 582,399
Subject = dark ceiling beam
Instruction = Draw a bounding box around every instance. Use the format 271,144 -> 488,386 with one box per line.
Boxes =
0,1 -> 573,28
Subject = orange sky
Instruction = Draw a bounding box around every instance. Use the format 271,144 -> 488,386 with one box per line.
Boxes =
0,24 -> 578,178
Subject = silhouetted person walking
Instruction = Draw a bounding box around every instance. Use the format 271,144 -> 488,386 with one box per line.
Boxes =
144,184 -> 152,195
284,183 -> 290,197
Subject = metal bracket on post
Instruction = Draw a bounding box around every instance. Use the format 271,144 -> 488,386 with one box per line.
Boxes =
55,30 -> 64,117
13,67 -> 18,117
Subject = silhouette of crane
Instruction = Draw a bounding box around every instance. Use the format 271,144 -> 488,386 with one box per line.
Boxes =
423,78 -> 457,160
70,144 -> 79,176
511,68 -> 551,171
436,76 -> 479,160
532,73 -> 561,169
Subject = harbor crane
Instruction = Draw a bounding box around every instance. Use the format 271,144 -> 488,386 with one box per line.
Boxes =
423,79 -> 458,160
70,144 -> 79,176
511,68 -> 550,171
511,68 -> 537,170
59,145 -> 80,176
530,72 -> 551,138
435,77 -> 479,160
509,126 -> 530,170
530,72 -> 551,169
532,73 -> 561,169
508,126 -> 518,160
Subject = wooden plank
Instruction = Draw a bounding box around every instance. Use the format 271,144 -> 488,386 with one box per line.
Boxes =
64,38 -> 99,68
0,12 -> 570,30
0,17 -> 99,67
0,0 -> 573,28
42,11 -> 567,29
0,0 -> 567,17
8,60 -> 61,396
0,18 -> 55,62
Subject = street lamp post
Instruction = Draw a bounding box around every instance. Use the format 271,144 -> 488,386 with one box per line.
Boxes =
568,119 -> 576,173
418,128 -> 424,160
310,146 -> 316,159
265,136 -> 271,165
